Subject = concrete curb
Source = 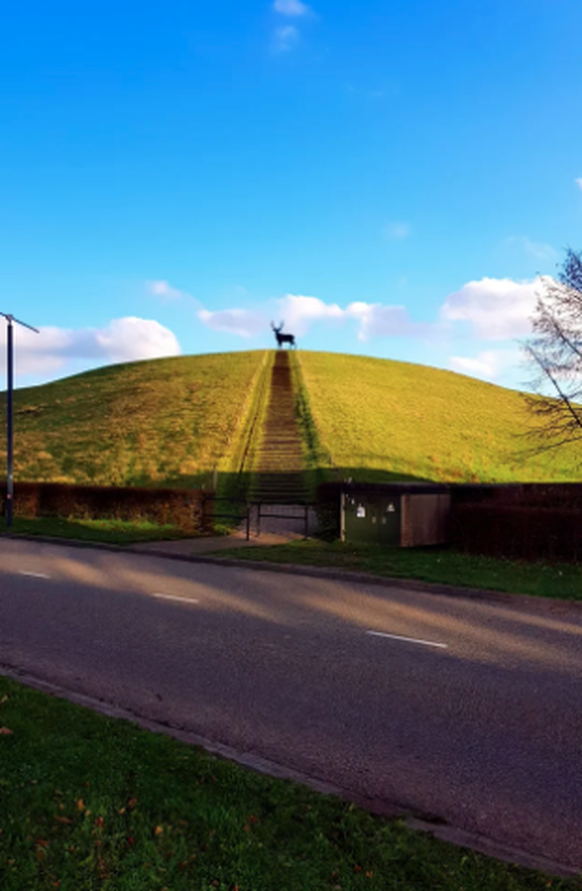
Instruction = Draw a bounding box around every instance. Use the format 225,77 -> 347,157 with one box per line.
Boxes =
2,531 -> 581,612
0,662 -> 579,878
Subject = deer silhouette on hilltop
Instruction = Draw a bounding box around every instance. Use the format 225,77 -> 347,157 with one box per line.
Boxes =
271,321 -> 297,349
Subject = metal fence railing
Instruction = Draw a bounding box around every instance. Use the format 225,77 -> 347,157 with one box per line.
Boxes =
256,502 -> 312,539
200,496 -> 314,540
201,496 -> 251,540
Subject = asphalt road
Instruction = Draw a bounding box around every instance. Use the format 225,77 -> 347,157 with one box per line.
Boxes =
1,537 -> 581,871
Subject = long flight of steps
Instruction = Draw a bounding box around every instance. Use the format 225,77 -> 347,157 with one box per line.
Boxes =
250,351 -> 308,503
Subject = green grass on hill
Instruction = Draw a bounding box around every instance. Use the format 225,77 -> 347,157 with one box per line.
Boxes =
0,352 -> 268,489
0,676 -> 577,890
296,351 -> 582,483
3,349 -> 581,494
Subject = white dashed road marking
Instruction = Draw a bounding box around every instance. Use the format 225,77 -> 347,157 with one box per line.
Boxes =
366,630 -> 448,649
19,571 -> 50,579
152,593 -> 200,604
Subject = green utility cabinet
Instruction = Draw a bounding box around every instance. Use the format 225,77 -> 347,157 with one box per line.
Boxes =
342,491 -> 401,544
340,483 -> 451,547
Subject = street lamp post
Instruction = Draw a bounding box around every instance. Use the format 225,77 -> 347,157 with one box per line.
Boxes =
1,313 -> 39,528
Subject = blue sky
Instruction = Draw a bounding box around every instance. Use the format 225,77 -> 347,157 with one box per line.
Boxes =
1,0 -> 581,390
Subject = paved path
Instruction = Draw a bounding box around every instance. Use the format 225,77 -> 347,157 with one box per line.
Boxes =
130,529 -> 303,556
1,537 -> 581,874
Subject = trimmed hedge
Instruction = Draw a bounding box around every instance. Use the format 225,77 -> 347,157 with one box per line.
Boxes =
450,483 -> 582,561
0,482 -> 212,534
451,482 -> 582,509
451,502 -> 582,561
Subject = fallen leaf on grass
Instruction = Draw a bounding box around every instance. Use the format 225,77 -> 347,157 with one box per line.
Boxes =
0,727 -> 13,735
155,825 -> 164,836
54,816 -> 72,825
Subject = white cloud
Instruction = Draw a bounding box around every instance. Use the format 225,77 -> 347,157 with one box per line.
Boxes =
440,277 -> 544,339
277,295 -> 428,341
504,236 -> 557,261
197,308 -> 266,338
449,349 -> 521,383
147,280 -> 189,301
450,351 -> 502,379
94,318 -> 181,362
195,293 -> 429,343
271,0 -> 315,53
277,294 -> 343,335
575,178 -> 582,191
197,294 -> 344,340
273,0 -> 312,15
344,302 -> 425,341
6,317 -> 181,378
196,277 -> 549,351
383,222 -> 411,240
272,24 -> 300,51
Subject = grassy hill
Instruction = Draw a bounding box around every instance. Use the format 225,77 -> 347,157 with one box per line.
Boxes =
0,351 -> 269,488
296,351 -> 582,483
1,348 -> 580,492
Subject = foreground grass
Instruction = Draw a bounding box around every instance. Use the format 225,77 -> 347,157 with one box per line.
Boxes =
296,351 -> 582,483
212,540 -> 582,601
0,677 -> 577,890
0,516 -> 191,545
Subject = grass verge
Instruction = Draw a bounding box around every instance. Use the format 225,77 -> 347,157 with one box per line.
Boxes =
0,676 -> 577,890
209,540 -> 582,601
0,516 -> 192,545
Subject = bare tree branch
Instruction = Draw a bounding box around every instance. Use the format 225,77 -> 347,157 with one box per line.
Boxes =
522,248 -> 582,458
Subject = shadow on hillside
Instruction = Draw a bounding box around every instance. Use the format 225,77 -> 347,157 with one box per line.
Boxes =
311,467 -> 432,485
207,467 -> 432,506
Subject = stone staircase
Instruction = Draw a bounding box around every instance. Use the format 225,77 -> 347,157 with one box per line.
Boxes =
250,351 -> 308,503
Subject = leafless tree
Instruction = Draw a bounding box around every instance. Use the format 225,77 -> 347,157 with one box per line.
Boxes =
523,247 -> 582,451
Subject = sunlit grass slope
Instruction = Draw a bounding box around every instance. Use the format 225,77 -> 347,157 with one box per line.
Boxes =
297,351 -> 582,482
1,352 -> 268,487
